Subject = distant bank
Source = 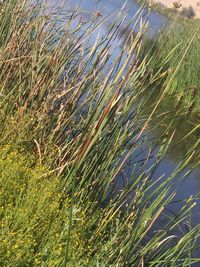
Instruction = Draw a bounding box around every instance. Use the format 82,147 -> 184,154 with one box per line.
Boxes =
149,0 -> 200,18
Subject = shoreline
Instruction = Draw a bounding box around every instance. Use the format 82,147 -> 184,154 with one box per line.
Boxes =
149,0 -> 200,18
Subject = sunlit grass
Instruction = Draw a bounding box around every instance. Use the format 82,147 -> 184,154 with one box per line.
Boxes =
142,17 -> 200,113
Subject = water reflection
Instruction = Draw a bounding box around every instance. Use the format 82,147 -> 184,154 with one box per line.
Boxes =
52,0 -> 166,34
133,94 -> 200,225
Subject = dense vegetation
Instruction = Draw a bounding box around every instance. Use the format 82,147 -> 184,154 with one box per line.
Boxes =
0,0 -> 200,266
142,16 -> 200,113
0,146 -> 88,266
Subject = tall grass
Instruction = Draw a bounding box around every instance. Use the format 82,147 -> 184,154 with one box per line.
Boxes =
0,0 -> 200,266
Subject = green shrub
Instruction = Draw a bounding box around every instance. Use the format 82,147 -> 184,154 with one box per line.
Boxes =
0,146 -> 92,266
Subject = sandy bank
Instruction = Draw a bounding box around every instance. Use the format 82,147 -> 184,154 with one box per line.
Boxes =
150,0 -> 200,18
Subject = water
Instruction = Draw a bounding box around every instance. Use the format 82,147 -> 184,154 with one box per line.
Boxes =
65,0 -> 165,32
53,0 -> 167,35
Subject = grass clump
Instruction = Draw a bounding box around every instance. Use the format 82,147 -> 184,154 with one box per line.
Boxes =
142,18 -> 200,112
0,0 -> 200,266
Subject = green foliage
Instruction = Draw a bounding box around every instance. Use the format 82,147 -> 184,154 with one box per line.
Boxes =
0,146 -> 95,266
142,19 -> 200,112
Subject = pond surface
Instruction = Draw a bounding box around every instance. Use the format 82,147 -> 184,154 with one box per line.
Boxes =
66,0 -> 165,32
53,0 -> 200,238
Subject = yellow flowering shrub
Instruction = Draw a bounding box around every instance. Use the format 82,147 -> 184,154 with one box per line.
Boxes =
0,146 -> 92,266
